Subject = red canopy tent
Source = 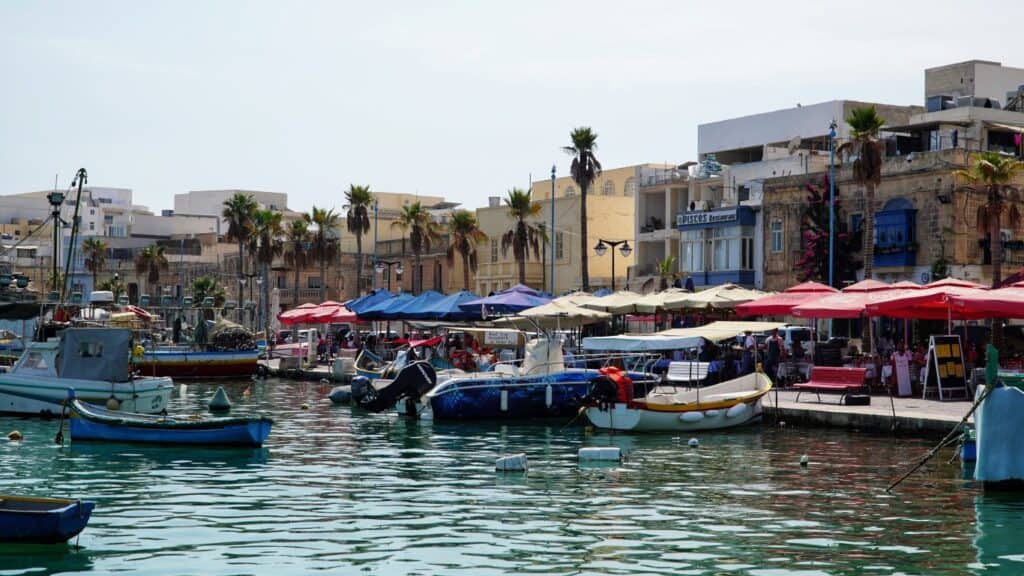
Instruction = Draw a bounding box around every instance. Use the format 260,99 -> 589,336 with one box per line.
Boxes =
791,279 -> 902,319
735,281 -> 838,317
865,277 -> 990,321
277,302 -> 319,325
948,280 -> 1024,319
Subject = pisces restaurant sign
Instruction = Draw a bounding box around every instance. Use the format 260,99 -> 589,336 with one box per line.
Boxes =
676,208 -> 738,228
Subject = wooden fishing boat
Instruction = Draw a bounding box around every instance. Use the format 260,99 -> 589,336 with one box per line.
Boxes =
67,392 -> 272,447
134,348 -> 259,379
0,495 -> 95,544
584,372 -> 773,432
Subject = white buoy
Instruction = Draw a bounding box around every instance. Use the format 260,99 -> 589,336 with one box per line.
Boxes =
578,447 -> 621,462
800,454 -> 809,467
320,378 -> 330,385
301,403 -> 310,410
680,411 -> 704,423
208,386 -> 232,412
688,437 -> 699,448
8,430 -> 23,441
495,453 -> 528,472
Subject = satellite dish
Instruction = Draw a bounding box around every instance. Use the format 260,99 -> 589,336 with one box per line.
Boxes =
786,136 -> 802,155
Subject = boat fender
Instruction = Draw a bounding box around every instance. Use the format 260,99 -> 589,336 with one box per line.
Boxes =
209,387 -> 232,412
133,345 -> 144,358
105,396 -> 121,411
7,430 -> 23,441
725,403 -> 749,419
255,364 -> 270,378
703,409 -> 720,418
800,454 -> 809,467
495,453 -> 528,472
329,386 -> 352,405
679,411 -> 704,423
688,437 -> 699,448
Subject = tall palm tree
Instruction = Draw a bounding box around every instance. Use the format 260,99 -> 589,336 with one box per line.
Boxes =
345,185 -> 374,298
500,188 -> 544,287
96,275 -> 125,303
249,209 -> 284,332
838,106 -> 885,354
311,206 -> 341,301
955,151 -> 1024,347
222,193 -> 257,316
658,255 -> 677,291
134,245 -> 169,301
392,201 -> 441,293
283,214 -> 312,308
82,237 -> 108,289
446,209 -> 487,291
564,127 -> 602,291
191,275 -> 227,308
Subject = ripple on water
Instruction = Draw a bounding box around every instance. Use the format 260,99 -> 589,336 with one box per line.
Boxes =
0,378 -> 1008,575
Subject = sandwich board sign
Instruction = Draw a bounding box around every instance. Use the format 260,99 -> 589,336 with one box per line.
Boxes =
921,335 -> 969,401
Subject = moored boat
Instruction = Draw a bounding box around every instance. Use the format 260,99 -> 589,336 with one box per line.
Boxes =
67,392 -> 273,446
584,372 -> 772,432
134,348 -> 258,379
0,328 -> 172,416
0,495 -> 95,544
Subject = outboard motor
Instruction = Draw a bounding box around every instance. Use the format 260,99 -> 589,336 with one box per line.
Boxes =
358,361 -> 437,413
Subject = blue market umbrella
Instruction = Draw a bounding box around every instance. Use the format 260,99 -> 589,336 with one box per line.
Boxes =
417,290 -> 482,321
459,288 -> 551,315
347,289 -> 394,315
378,290 -> 445,320
359,293 -> 415,320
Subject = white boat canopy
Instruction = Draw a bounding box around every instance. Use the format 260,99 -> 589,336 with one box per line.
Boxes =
582,320 -> 786,352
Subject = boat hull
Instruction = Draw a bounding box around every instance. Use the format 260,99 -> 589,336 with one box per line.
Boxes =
0,375 -> 173,416
585,397 -> 765,432
135,350 -> 258,379
974,386 -> 1024,483
0,496 -> 95,544
426,370 -> 605,420
70,401 -> 272,447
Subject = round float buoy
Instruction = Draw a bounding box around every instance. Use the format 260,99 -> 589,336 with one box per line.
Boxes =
105,396 -> 121,411
208,386 -> 232,412
688,437 -> 699,448
301,403 -> 310,410
133,345 -> 145,358
329,386 -> 352,405
800,454 -> 809,467
8,430 -> 23,441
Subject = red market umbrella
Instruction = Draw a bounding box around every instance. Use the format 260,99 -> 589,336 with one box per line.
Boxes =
277,302 -> 318,325
791,279 -> 908,319
948,285 -> 1024,319
735,281 -> 838,317
865,278 -> 990,320
319,305 -> 359,324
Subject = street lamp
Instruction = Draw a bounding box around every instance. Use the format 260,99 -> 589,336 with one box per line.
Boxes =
593,239 -> 632,292
46,190 -> 65,297
374,260 -> 403,291
239,272 -> 260,328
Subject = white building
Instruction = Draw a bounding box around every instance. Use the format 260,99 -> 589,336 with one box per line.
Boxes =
174,189 -> 292,231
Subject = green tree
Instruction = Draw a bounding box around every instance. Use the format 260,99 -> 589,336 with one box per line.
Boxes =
96,275 -> 125,303
658,255 -> 676,291
564,127 -> 602,291
345,185 -> 374,298
134,245 -> 169,300
955,151 -> 1024,347
82,237 -> 108,289
283,214 -> 312,308
446,209 -> 487,291
311,206 -> 341,301
249,209 -> 283,332
191,275 -> 227,308
500,188 -> 544,287
838,106 -> 885,353
392,201 -> 441,293
222,193 -> 257,316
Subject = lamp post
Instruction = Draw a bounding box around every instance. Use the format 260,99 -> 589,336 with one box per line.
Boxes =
239,272 -> 260,330
46,190 -> 65,297
372,201 -> 379,291
828,120 -> 837,339
550,165 -> 556,296
593,239 -> 632,292
374,260 -> 403,292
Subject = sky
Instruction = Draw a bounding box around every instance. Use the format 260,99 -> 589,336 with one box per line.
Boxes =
2,0 -> 1023,215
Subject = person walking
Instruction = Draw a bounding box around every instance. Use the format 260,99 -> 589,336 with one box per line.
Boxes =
765,328 -> 785,384
892,341 -> 914,397
742,330 -> 756,375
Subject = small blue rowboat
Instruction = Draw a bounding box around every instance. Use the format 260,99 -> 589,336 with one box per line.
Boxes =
0,495 -> 95,544
67,391 -> 272,447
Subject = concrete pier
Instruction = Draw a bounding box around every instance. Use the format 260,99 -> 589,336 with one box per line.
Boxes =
767,389 -> 971,435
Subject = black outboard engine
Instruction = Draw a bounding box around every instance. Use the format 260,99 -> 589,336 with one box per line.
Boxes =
585,375 -> 619,411
358,361 -> 437,413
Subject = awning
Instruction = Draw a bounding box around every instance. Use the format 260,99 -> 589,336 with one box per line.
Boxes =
986,122 -> 1024,134
582,320 -> 785,351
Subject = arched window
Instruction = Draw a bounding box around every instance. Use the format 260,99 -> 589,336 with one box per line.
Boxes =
564,185 -> 576,196
602,180 -> 615,196
624,178 -> 637,197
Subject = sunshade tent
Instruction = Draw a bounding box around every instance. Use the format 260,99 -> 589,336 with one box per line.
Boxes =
415,290 -> 483,321
790,279 -> 899,319
735,281 -> 838,316
582,290 -> 655,314
865,277 -> 990,320
358,292 -> 415,320
554,291 -> 599,307
582,320 -> 786,351
661,284 -> 768,310
345,289 -> 393,314
378,290 -> 445,320
945,280 -> 1024,318
497,300 -> 611,329
459,287 -> 551,315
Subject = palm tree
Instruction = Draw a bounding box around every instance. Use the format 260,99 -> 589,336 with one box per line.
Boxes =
838,106 -> 885,354
446,209 -> 487,291
345,185 -> 374,298
564,127 -> 602,291
222,193 -> 257,316
96,275 -> 125,303
134,245 -> 169,300
658,255 -> 677,291
311,206 -> 341,301
191,275 -> 227,308
82,237 -> 108,289
249,209 -> 284,332
955,151 -> 1024,347
283,215 -> 312,308
500,188 -> 544,286
392,201 -> 441,293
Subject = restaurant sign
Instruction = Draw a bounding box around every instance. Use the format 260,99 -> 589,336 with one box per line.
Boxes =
676,208 -> 739,228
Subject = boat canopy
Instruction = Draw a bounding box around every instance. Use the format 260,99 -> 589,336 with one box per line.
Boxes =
582,320 -> 785,352
58,328 -> 132,382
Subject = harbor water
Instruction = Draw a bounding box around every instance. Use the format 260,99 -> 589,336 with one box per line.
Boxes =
1,378 -> 1022,575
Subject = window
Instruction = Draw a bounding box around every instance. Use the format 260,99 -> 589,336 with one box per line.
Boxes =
709,225 -> 754,271
624,177 -> 637,197
680,230 -> 705,273
602,180 -> 615,196
770,220 -> 783,253
564,185 -> 576,196
555,232 -> 564,260
490,239 -> 498,263
307,276 -> 322,289
89,221 -> 95,231
277,276 -> 286,289
104,215 -> 113,224
78,341 -> 103,358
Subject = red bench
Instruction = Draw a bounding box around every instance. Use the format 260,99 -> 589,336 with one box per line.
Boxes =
792,367 -> 868,403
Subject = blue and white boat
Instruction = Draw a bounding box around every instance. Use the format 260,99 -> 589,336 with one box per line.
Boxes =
0,495 -> 95,544
67,391 -> 272,446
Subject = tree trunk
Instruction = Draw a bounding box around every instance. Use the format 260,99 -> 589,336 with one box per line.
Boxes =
991,187 -> 1005,349
237,243 -> 245,323
355,232 -> 363,298
293,256 -> 300,309
414,251 -> 421,294
518,240 -> 526,286
580,183 -> 590,291
320,256 -> 326,302
462,250 -> 471,291
862,181 -> 875,354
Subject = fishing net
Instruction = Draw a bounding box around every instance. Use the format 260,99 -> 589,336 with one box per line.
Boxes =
207,318 -> 257,351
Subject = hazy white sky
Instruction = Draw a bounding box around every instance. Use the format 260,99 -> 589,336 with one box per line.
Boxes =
2,1 -> 1022,214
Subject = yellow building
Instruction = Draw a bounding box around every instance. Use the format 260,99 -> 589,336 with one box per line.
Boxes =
474,164 -> 667,295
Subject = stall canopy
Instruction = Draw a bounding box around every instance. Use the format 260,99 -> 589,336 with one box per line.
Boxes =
415,290 -> 483,321
865,277 -> 990,320
790,279 -> 901,319
358,292 -> 416,320
947,280 -> 1024,319
582,290 -> 655,315
735,281 -> 838,317
460,286 -> 551,315
660,283 -> 768,310
582,320 -> 785,351
554,291 -> 599,307
345,289 -> 393,314
378,290 -> 445,320
497,300 -> 611,329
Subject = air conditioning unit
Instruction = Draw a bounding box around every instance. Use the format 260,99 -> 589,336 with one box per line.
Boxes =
488,196 -> 501,208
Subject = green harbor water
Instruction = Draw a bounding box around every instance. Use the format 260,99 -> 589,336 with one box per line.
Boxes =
1,378 -> 1022,575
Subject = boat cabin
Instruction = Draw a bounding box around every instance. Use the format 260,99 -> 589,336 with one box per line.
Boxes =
11,328 -> 133,382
